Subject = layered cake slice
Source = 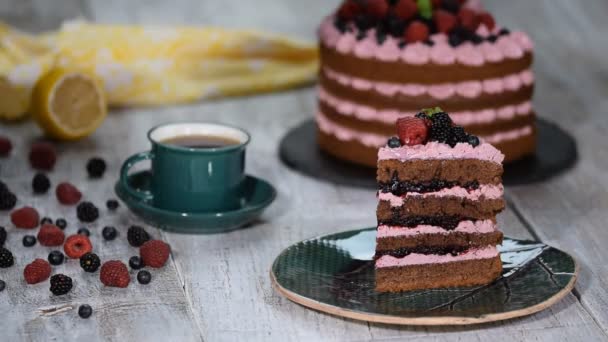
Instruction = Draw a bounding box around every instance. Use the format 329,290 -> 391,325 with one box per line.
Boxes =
375,108 -> 505,292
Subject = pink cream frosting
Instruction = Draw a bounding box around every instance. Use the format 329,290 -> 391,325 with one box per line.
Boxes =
319,16 -> 533,66
323,67 -> 534,100
375,245 -> 499,268
377,184 -> 504,207
318,86 -> 533,126
377,219 -> 496,239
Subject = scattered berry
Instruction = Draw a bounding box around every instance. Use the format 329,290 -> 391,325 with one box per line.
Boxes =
102,226 -> 118,241
0,248 -> 14,268
387,136 -> 402,148
0,227 -> 6,247
396,117 -> 429,146
55,218 -> 67,230
0,191 -> 17,211
434,9 -> 458,33
38,224 -> 65,247
40,217 -> 53,225
394,0 -> 417,20
77,202 -> 99,222
48,251 -> 65,266
77,228 -> 90,237
80,253 -> 101,273
365,0 -> 389,19
0,136 -> 12,156
32,173 -> 51,194
106,199 -> 119,211
458,7 -> 479,31
23,259 -> 51,284
11,207 -> 39,229
78,304 -> 93,319
478,12 -> 495,30
405,21 -> 429,43
127,226 -> 150,247
0,280 -> 5,292
29,142 -> 57,170
86,158 -> 106,178
22,235 -> 37,247
56,182 -> 82,205
100,260 -> 130,288
49,274 -> 72,295
137,270 -> 152,285
140,240 -> 171,268
337,0 -> 361,20
64,234 -> 93,259
129,256 -> 144,270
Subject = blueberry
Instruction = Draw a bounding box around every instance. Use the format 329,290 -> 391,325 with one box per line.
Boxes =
78,304 -> 93,319
55,218 -> 67,230
102,226 -> 117,241
77,228 -> 90,237
22,235 -> 36,247
0,280 -> 5,292
129,256 -> 143,270
468,135 -> 480,147
137,270 -> 152,285
106,199 -> 119,211
40,217 -> 53,225
487,34 -> 498,43
499,28 -> 511,36
48,251 -> 64,266
387,137 -> 401,148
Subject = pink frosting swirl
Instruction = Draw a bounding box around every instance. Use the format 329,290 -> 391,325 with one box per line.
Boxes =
402,43 -> 430,65
456,43 -> 485,66
430,43 -> 457,65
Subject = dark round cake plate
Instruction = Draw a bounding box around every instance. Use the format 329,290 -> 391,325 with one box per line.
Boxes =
279,118 -> 577,188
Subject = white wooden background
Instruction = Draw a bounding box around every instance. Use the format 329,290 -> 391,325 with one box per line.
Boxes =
0,0 -> 607,341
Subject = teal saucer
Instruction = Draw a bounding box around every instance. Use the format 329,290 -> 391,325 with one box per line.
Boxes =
115,171 -> 276,234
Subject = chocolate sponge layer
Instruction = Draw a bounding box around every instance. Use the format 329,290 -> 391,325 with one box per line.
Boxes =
376,230 -> 503,252
377,159 -> 503,185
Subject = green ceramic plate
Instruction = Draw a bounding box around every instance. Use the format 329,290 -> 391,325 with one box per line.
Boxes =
115,171 -> 276,234
271,228 -> 578,325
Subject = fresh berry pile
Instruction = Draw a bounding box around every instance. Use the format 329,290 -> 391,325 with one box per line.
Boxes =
389,107 -> 480,148
334,0 -> 499,46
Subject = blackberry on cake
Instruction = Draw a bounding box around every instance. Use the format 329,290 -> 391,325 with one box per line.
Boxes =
375,108 -> 505,292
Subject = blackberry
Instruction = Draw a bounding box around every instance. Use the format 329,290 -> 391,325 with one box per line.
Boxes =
468,135 -> 480,147
0,248 -> 14,268
387,137 -> 401,148
77,228 -> 90,237
86,158 -> 107,178
499,28 -> 511,36
398,40 -> 407,49
375,30 -> 387,45
429,125 -> 452,144
48,251 -> 65,266
448,33 -> 462,47
102,226 -> 118,241
129,256 -> 144,270
441,0 -> 461,13
471,34 -> 483,45
356,31 -> 366,41
78,304 -> 93,319
77,202 -> 99,222
354,14 -> 374,31
423,39 -> 435,46
55,218 -> 67,230
0,280 -> 5,292
80,253 -> 101,273
0,227 -> 6,247
0,191 -> 16,210
40,217 -> 53,225
450,126 -> 469,146
487,34 -> 498,43
137,270 -> 152,285
430,112 -> 453,127
49,274 -> 72,295
106,199 -> 119,211
127,226 -> 150,247
386,16 -> 406,37
32,173 -> 51,194
22,235 -> 36,247
333,17 -> 348,33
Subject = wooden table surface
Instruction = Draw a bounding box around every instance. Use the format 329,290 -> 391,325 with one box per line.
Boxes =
1,0 -> 607,341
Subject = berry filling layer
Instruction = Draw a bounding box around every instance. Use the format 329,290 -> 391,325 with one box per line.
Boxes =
378,178 -> 479,196
375,245 -> 499,268
377,219 -> 496,238
377,184 -> 504,206
378,215 -> 471,230
375,245 -> 471,259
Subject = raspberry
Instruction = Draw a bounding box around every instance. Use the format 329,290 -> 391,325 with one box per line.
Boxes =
29,142 -> 57,171
458,7 -> 479,31
0,227 -> 6,246
11,207 -> 39,229
396,117 -> 429,146
0,191 -> 17,210
0,248 -> 14,268
140,240 -> 171,268
404,21 -> 429,43
77,202 -> 99,222
127,226 -> 150,247
434,9 -> 458,33
32,173 -> 51,194
80,253 -> 101,273
24,259 -> 51,284
38,224 -> 66,246
394,0 -> 417,20
477,12 -> 495,30
86,158 -> 106,178
64,234 -> 93,259
337,0 -> 361,20
56,182 -> 82,205
0,136 -> 12,156
365,0 -> 389,19
100,260 -> 130,288
49,274 -> 72,295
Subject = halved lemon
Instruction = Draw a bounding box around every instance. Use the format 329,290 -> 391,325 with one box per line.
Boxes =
31,69 -> 107,140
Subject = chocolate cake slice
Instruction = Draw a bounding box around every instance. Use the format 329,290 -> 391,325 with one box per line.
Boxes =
375,108 -> 505,293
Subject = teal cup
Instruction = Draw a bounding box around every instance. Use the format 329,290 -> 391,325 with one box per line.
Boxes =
120,122 -> 250,213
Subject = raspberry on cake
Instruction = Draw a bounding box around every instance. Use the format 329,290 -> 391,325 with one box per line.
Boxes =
317,0 -> 536,167
375,108 -> 505,292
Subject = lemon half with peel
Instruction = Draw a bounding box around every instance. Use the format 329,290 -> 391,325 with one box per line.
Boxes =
32,69 -> 107,141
